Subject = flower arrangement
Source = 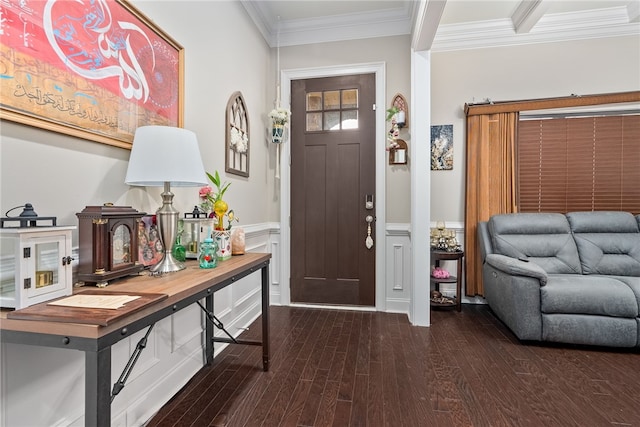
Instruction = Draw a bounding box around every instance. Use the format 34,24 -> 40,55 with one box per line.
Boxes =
386,106 -> 401,151
268,107 -> 291,126
230,127 -> 249,154
198,171 -> 239,230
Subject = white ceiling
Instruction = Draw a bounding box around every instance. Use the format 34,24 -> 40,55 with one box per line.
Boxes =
241,0 -> 640,50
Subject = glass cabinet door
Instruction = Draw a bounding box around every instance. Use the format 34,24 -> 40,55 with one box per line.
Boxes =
26,234 -> 68,298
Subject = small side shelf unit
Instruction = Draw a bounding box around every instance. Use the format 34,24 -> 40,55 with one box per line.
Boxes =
430,249 -> 464,312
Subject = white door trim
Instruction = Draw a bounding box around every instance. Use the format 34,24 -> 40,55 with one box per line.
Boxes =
280,62 -> 387,310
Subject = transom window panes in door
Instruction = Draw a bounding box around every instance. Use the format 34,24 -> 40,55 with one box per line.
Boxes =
305,89 -> 359,132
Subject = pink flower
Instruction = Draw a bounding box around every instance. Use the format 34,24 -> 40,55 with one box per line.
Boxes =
199,186 -> 213,200
431,267 -> 450,279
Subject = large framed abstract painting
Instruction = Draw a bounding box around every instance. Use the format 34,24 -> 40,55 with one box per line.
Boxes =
0,0 -> 183,149
431,124 -> 453,170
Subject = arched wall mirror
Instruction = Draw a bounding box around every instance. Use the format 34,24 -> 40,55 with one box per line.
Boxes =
226,92 -> 250,177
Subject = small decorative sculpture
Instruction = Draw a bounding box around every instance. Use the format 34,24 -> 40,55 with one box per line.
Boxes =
430,222 -> 461,252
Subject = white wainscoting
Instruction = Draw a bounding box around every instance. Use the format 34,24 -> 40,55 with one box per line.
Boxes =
0,223 -> 277,427
385,223 -> 412,313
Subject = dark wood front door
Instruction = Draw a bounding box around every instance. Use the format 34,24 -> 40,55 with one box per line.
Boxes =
290,74 -> 376,306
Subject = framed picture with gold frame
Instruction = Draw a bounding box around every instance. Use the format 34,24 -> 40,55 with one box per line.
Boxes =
0,0 -> 184,150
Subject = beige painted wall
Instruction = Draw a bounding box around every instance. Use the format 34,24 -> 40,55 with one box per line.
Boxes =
279,35 -> 413,223
2,0 -> 638,235
430,35 -> 640,223
0,1 -> 276,242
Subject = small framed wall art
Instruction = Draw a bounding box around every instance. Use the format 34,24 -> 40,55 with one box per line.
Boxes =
431,124 -> 453,170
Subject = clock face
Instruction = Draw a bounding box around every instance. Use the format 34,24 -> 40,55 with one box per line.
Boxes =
112,224 -> 132,266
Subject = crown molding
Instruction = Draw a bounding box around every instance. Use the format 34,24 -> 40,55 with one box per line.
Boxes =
241,0 -> 418,47
241,2 -> 640,50
432,6 -> 640,52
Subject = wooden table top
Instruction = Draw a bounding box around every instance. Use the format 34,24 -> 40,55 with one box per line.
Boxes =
0,253 -> 270,340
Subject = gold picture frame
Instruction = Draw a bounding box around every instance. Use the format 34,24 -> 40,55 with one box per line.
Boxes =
0,0 -> 184,149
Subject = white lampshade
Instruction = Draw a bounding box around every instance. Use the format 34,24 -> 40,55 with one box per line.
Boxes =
125,125 -> 208,274
125,126 -> 207,187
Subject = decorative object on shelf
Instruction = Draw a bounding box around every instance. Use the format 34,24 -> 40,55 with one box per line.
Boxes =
171,219 -> 186,262
389,138 -> 408,165
0,225 -> 75,309
213,230 -> 232,261
125,126 -> 208,275
137,215 -> 164,267
76,205 -> 146,287
0,0 -> 184,149
231,227 -> 246,255
431,124 -> 454,170
1,203 -> 57,228
431,267 -> 450,279
182,217 -> 215,259
386,106 -> 408,165
199,170 -> 239,232
430,289 -> 455,307
198,236 -> 218,269
391,93 -> 408,128
226,92 -> 250,177
185,205 -> 208,219
430,221 -> 461,252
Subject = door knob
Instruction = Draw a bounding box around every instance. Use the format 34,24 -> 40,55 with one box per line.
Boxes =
365,215 -> 374,249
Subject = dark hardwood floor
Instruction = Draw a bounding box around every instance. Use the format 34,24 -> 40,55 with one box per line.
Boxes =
147,304 -> 640,427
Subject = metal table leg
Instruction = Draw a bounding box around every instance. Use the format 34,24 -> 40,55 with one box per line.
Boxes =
85,346 -> 111,427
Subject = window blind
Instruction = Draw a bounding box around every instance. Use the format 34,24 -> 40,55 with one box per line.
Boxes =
517,115 -> 640,214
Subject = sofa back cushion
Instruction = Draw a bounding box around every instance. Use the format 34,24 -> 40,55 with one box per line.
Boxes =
566,211 -> 640,276
488,213 -> 582,274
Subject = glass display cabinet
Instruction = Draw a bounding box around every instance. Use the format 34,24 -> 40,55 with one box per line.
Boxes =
0,226 -> 75,309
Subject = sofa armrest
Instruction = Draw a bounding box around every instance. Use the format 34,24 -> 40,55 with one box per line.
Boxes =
483,257 -> 544,341
485,254 -> 548,286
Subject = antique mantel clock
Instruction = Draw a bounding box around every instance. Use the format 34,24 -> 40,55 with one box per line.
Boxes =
76,205 -> 146,287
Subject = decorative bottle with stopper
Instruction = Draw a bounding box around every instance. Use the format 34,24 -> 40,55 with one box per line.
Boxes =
198,227 -> 218,269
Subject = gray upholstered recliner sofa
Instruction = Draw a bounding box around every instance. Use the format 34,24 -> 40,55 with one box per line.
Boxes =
478,211 -> 640,348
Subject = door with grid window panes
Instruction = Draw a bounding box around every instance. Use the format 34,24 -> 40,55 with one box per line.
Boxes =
290,74 -> 376,306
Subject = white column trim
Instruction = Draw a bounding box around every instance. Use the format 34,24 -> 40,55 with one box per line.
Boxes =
410,49 -> 431,326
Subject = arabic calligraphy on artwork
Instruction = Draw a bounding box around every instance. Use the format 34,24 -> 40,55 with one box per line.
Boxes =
0,0 -> 180,144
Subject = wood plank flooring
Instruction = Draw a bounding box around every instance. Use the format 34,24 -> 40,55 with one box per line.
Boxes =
146,305 -> 640,427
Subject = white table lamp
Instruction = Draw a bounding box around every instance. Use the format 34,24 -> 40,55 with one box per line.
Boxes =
125,126 -> 207,274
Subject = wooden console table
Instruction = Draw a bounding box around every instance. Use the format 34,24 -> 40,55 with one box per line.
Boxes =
0,253 -> 270,427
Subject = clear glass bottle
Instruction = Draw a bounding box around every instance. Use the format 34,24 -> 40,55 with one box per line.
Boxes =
198,237 -> 218,269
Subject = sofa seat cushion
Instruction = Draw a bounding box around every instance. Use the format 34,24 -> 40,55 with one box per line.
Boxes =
541,275 -> 638,318
601,275 -> 640,312
566,211 -> 640,276
488,213 -> 582,274
542,314 -> 638,347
